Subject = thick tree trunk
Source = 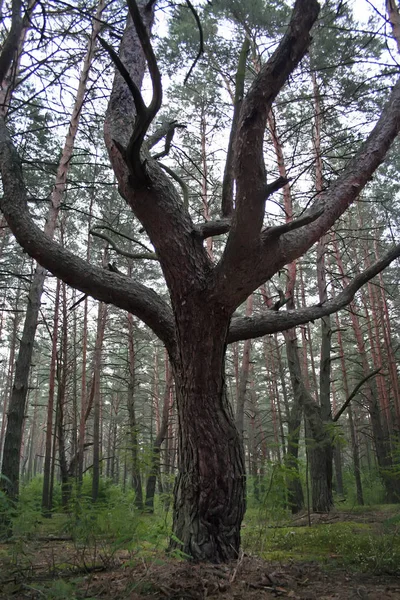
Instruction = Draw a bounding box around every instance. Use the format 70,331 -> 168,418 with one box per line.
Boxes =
169,309 -> 245,562
309,441 -> 333,512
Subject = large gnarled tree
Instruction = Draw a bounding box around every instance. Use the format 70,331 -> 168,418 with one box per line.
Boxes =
1,0 -> 400,561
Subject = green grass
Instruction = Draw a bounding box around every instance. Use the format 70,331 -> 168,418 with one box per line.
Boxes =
242,511 -> 400,573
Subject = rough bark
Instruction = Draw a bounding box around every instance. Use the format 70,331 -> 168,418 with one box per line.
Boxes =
169,306 -> 245,561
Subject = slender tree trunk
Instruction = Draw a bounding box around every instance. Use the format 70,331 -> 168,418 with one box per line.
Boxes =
92,301 -> 107,503
145,365 -> 173,511
235,294 -> 253,444
284,329 -> 305,513
57,282 -> 70,508
126,311 -> 143,508
42,278 -> 60,515
0,301 -> 20,464
331,383 -> 344,496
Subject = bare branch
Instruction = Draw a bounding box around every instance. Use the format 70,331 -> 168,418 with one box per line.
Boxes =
333,368 -> 382,422
89,228 -> 158,260
91,224 -> 154,254
146,120 -> 185,151
151,122 -> 186,159
262,207 -> 324,241
158,162 -> 189,209
227,243 -> 400,343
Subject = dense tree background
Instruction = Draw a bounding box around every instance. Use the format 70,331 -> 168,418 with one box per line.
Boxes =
1,0 -> 400,563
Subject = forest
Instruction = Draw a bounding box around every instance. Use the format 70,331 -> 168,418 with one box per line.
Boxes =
1,0 -> 400,597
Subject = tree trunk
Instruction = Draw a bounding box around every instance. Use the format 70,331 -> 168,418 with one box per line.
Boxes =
92,301 -> 107,503
284,329 -> 305,513
169,308 -> 245,561
0,300 -> 20,465
145,366 -> 173,511
57,281 -> 70,508
235,294 -> 253,444
1,275 -> 42,501
42,278 -> 60,516
126,311 -> 143,509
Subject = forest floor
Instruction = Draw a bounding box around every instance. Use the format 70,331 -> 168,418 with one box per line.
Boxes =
1,506 -> 400,599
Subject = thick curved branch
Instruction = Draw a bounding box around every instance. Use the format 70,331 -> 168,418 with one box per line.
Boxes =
216,74 -> 400,311
279,77 -> 400,263
227,243 -> 400,343
0,119 -> 176,354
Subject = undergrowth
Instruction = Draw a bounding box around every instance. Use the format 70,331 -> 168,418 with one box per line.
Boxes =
1,474 -> 400,600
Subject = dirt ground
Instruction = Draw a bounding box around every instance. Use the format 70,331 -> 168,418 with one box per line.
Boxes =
1,547 -> 400,600
78,554 -> 400,600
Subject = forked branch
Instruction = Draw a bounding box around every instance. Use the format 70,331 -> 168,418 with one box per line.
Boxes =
125,0 -> 162,177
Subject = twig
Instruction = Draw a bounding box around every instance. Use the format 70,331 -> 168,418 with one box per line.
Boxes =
229,548 -> 245,584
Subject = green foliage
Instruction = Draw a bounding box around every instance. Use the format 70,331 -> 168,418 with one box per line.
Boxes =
33,579 -> 79,600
